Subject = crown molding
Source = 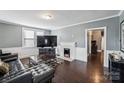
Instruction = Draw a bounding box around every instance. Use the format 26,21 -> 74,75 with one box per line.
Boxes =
118,10 -> 124,16
53,14 -> 119,30
0,11 -> 121,31
0,19 -> 51,31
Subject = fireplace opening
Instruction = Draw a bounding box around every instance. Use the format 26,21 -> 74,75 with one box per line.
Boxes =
64,48 -> 70,58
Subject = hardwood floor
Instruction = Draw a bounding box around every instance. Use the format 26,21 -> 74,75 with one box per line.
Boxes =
52,52 -> 111,83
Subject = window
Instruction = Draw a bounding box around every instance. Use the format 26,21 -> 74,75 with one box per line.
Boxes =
22,28 -> 44,47
23,30 -> 35,47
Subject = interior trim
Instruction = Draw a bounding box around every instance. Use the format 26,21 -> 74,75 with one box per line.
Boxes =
53,15 -> 119,30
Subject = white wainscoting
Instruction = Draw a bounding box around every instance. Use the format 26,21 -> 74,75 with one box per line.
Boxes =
1,47 -> 121,68
1,47 -> 39,58
75,47 -> 87,62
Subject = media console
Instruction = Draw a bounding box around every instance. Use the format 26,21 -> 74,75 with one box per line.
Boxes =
39,48 -> 56,60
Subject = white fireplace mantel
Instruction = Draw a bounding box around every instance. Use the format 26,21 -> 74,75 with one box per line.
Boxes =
59,42 -> 76,61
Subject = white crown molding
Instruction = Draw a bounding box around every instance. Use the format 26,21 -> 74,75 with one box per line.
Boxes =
53,14 -> 119,30
0,11 -> 121,31
0,19 -> 51,31
118,10 -> 124,16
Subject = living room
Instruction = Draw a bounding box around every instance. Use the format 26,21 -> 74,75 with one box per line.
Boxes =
0,10 -> 124,83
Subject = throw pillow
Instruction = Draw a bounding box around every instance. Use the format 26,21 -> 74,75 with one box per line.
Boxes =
0,60 -> 10,75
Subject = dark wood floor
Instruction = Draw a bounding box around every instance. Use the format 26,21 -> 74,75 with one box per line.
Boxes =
52,52 -> 111,83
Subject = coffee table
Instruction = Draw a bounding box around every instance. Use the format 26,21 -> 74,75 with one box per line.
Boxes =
20,55 -> 58,69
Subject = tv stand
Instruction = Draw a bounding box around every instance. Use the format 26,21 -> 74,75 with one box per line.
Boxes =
39,48 -> 56,60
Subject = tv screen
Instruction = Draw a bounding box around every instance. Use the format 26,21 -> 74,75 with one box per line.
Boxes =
37,36 -> 57,47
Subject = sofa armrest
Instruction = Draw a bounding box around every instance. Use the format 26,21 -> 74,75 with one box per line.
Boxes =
1,53 -> 18,62
6,72 -> 33,83
1,53 -> 11,56
0,71 -> 33,83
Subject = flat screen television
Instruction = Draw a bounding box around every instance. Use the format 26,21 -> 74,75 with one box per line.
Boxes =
37,36 -> 57,47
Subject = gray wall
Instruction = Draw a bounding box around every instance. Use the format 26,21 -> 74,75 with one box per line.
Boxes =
0,23 -> 22,48
0,23 -> 51,48
52,16 -> 120,50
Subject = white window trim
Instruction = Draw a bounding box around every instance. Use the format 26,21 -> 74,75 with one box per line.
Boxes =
22,27 -> 44,48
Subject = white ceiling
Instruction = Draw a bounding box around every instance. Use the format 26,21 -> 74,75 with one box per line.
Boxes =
0,10 -> 120,30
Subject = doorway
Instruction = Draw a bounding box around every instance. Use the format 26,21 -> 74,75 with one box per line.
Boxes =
88,29 -> 104,63
85,27 -> 106,67
88,30 -> 104,54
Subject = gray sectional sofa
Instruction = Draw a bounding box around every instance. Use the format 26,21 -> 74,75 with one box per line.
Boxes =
0,50 -> 55,83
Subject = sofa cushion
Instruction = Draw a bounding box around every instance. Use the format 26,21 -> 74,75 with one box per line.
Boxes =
30,63 -> 54,83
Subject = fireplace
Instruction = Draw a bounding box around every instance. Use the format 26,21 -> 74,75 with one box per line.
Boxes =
64,48 -> 70,58
60,42 -> 76,61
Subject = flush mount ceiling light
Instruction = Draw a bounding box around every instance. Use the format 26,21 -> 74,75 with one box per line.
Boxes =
42,14 -> 53,20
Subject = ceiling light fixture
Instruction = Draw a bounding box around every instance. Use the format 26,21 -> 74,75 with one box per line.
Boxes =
42,14 -> 53,20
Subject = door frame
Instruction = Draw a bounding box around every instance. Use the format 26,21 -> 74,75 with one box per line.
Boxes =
85,27 -> 107,67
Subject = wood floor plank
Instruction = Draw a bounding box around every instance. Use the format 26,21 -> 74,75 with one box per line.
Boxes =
53,52 -> 111,83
